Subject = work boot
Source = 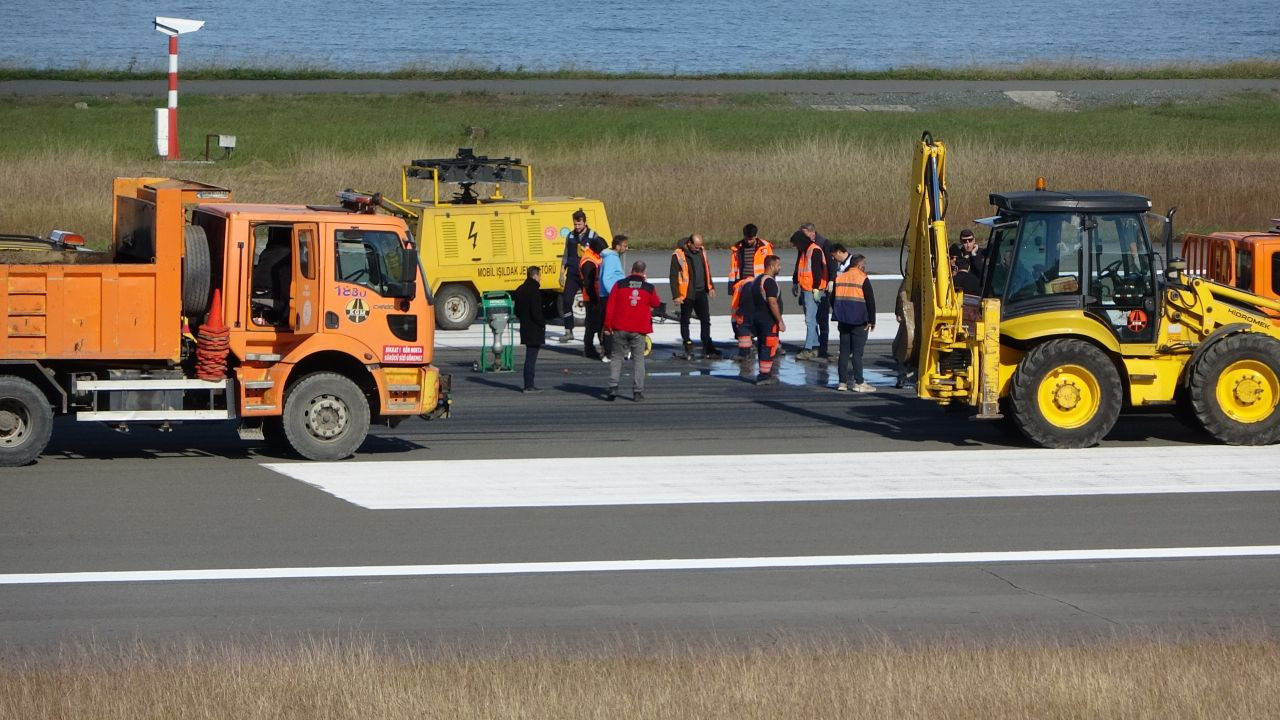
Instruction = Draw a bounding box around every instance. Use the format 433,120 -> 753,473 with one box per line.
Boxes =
795,349 -> 816,361
633,391 -> 644,402
558,329 -> 575,343
755,375 -> 779,386
606,386 -> 617,401
704,348 -> 724,360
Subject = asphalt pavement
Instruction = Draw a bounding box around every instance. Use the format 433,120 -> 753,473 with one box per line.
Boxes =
3,337 -> 1279,655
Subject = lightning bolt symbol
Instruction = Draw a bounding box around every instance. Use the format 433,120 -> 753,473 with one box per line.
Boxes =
467,221 -> 479,249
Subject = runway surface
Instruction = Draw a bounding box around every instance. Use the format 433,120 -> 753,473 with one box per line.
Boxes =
3,335 -> 1279,654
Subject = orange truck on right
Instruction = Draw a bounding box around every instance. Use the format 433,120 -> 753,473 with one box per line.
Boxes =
1181,220 -> 1280,322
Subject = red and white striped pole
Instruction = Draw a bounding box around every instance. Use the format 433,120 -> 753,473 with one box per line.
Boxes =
153,17 -> 204,161
166,34 -> 179,160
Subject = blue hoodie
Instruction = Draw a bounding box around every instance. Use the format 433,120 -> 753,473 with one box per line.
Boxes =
599,248 -> 624,298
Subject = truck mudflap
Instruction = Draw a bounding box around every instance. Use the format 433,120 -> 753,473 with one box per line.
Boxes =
422,372 -> 451,420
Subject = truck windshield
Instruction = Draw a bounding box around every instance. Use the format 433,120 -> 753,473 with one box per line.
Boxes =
335,230 -> 405,296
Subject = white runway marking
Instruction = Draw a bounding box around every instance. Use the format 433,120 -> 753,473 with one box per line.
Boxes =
264,446 -> 1280,510
4,546 -> 1278,586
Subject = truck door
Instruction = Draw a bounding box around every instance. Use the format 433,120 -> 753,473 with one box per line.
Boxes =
1085,213 -> 1157,343
291,223 -> 319,334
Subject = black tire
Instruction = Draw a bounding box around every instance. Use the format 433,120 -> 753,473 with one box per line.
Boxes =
1189,333 -> 1280,445
0,376 -> 54,467
281,373 -> 371,461
434,284 -> 478,330
182,224 -> 213,317
1008,338 -> 1122,449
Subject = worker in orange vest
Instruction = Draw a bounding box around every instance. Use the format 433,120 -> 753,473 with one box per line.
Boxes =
830,245 -> 877,392
729,276 -> 755,361
669,233 -> 721,359
578,237 -> 606,360
727,223 -> 775,284
790,229 -> 828,362
749,255 -> 786,385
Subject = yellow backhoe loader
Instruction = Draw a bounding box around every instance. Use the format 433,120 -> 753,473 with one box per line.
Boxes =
900,132 -> 1280,448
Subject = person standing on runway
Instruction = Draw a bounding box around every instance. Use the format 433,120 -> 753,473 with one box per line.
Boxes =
830,248 -> 877,392
604,261 -> 662,401
750,255 -> 786,385
558,208 -> 603,344
669,233 -> 721,360
512,265 -> 547,392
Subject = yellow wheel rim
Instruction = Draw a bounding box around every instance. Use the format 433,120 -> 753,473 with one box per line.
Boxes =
1036,364 -> 1101,429
1215,359 -> 1279,424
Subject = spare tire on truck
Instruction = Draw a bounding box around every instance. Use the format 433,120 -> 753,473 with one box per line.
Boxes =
182,225 -> 213,317
0,376 -> 54,467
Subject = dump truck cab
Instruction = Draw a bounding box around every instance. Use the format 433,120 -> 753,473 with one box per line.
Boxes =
390,149 -> 613,330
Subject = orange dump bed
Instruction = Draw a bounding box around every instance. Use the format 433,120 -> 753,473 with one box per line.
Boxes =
0,178 -> 223,362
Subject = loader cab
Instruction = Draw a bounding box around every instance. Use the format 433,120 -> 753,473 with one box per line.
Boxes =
981,190 -> 1158,343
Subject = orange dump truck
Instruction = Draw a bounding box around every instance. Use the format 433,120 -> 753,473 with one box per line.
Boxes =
0,177 -> 449,466
1181,220 -> 1280,322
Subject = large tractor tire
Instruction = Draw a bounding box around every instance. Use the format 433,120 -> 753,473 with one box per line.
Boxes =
1007,338 -> 1122,449
0,376 -> 54,467
1189,333 -> 1280,445
182,225 -> 213,317
434,283 -> 478,330
281,372 -> 371,461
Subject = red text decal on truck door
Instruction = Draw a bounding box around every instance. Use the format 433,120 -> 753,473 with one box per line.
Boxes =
383,345 -> 425,362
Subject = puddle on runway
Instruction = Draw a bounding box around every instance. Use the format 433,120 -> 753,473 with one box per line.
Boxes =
648,355 -> 898,388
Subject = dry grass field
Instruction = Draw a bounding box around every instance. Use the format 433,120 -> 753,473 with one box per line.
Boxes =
2,634 -> 1276,719
1,93 -> 1276,249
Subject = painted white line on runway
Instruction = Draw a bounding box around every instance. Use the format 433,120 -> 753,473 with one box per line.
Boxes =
4,545 -> 1278,586
437,312 -> 898,349
263,446 -> 1280,510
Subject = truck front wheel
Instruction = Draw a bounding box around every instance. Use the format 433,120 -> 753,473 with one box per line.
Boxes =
281,373 -> 371,461
1008,338 -> 1122,449
0,376 -> 54,467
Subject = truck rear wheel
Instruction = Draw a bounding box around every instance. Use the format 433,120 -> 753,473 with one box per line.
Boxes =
1190,333 -> 1280,445
281,373 -> 371,461
0,376 -> 53,467
182,225 -> 212,317
435,284 -> 478,330
1008,338 -> 1122,449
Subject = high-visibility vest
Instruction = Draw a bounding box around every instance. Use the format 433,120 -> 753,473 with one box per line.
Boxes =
730,277 -> 752,322
833,265 -> 869,325
728,238 -> 774,281
673,247 -> 713,301
579,249 -> 602,302
796,242 -> 824,292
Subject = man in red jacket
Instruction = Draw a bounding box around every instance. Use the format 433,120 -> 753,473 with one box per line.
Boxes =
603,261 -> 662,401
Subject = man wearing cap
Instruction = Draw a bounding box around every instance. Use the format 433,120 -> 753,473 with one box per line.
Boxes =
951,229 -> 985,278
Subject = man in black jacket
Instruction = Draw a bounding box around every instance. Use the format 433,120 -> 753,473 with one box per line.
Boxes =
513,265 -> 547,392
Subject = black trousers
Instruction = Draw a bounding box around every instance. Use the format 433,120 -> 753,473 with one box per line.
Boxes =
817,293 -> 831,356
679,292 -> 714,350
838,323 -> 869,384
560,272 -> 580,331
522,345 -> 540,389
584,300 -> 604,357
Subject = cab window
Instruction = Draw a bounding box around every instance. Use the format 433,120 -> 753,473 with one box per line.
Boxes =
1005,213 -> 1083,302
335,230 -> 405,296
1092,213 -> 1152,307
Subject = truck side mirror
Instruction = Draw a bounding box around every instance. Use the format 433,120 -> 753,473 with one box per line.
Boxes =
383,247 -> 418,299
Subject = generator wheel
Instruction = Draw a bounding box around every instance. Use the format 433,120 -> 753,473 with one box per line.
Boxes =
0,376 -> 53,467
1189,333 -> 1280,445
182,225 -> 213,317
281,372 -> 371,461
434,284 -> 478,330
1008,338 -> 1122,449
